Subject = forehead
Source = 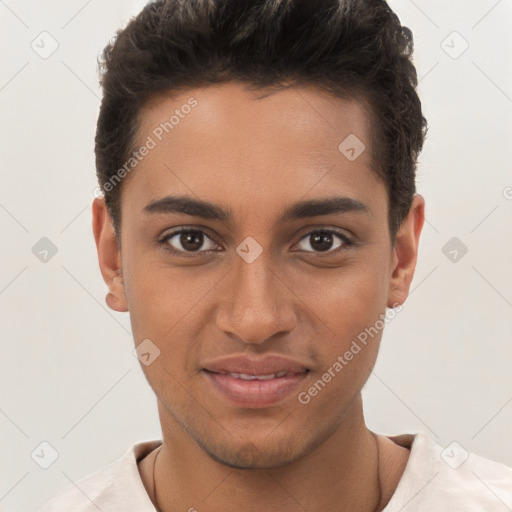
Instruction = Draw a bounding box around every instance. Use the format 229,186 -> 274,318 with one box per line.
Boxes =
124,81 -> 385,224
137,81 -> 376,157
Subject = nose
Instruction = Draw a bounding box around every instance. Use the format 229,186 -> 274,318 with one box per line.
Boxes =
215,250 -> 297,345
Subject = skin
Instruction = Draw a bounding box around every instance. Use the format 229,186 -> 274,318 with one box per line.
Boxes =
92,82 -> 424,511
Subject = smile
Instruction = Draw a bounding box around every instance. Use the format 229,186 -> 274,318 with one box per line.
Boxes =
215,371 -> 299,380
203,368 -> 309,408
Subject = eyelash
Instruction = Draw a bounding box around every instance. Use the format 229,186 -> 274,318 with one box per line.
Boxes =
157,228 -> 220,258
157,227 -> 354,258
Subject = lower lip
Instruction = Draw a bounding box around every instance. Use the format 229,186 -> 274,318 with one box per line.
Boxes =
203,370 -> 309,408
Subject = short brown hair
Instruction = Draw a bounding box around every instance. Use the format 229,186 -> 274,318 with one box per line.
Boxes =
95,0 -> 427,239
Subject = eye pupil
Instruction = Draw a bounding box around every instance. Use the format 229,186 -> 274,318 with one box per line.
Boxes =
181,231 -> 203,251
311,232 -> 333,252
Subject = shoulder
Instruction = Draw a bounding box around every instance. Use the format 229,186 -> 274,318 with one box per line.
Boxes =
38,440 -> 161,512
383,432 -> 512,511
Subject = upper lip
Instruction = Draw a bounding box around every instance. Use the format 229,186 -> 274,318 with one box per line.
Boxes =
202,355 -> 310,375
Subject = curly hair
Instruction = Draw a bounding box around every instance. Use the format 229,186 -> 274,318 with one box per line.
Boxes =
95,0 -> 427,240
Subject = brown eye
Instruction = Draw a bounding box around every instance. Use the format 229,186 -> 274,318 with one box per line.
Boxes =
160,229 -> 219,255
296,229 -> 352,254
178,231 -> 204,252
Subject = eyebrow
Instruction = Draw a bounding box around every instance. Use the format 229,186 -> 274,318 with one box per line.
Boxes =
143,195 -> 370,223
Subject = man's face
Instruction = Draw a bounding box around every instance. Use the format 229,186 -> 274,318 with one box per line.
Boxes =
100,82 -> 408,468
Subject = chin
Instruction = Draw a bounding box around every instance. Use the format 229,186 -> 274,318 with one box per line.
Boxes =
200,439 -> 308,469
203,443 -> 302,469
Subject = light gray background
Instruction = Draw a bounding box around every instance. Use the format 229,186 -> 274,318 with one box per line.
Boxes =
1,1 -> 511,510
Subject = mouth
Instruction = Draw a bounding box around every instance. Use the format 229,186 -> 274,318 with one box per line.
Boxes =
209,370 -> 305,380
203,370 -> 309,408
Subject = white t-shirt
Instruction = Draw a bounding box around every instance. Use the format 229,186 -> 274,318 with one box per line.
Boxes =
38,432 -> 512,511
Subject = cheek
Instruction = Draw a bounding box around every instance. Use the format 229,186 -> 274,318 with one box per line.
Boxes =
124,257 -> 213,330
291,255 -> 390,336
290,256 -> 391,397
123,271 -> 172,341
123,261 -> 225,378
298,269 -> 388,409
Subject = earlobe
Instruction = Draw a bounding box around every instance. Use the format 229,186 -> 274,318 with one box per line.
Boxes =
92,197 -> 129,312
387,194 -> 425,308
105,271 -> 128,312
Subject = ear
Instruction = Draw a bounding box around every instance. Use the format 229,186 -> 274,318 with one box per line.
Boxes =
387,194 -> 425,308
92,197 -> 128,312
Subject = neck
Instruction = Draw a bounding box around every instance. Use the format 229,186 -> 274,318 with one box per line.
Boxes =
149,395 -> 384,512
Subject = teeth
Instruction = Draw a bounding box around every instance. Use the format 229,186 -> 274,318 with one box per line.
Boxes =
238,373 -> 258,380
229,372 -> 278,380
253,373 -> 276,380
210,370 -> 307,379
